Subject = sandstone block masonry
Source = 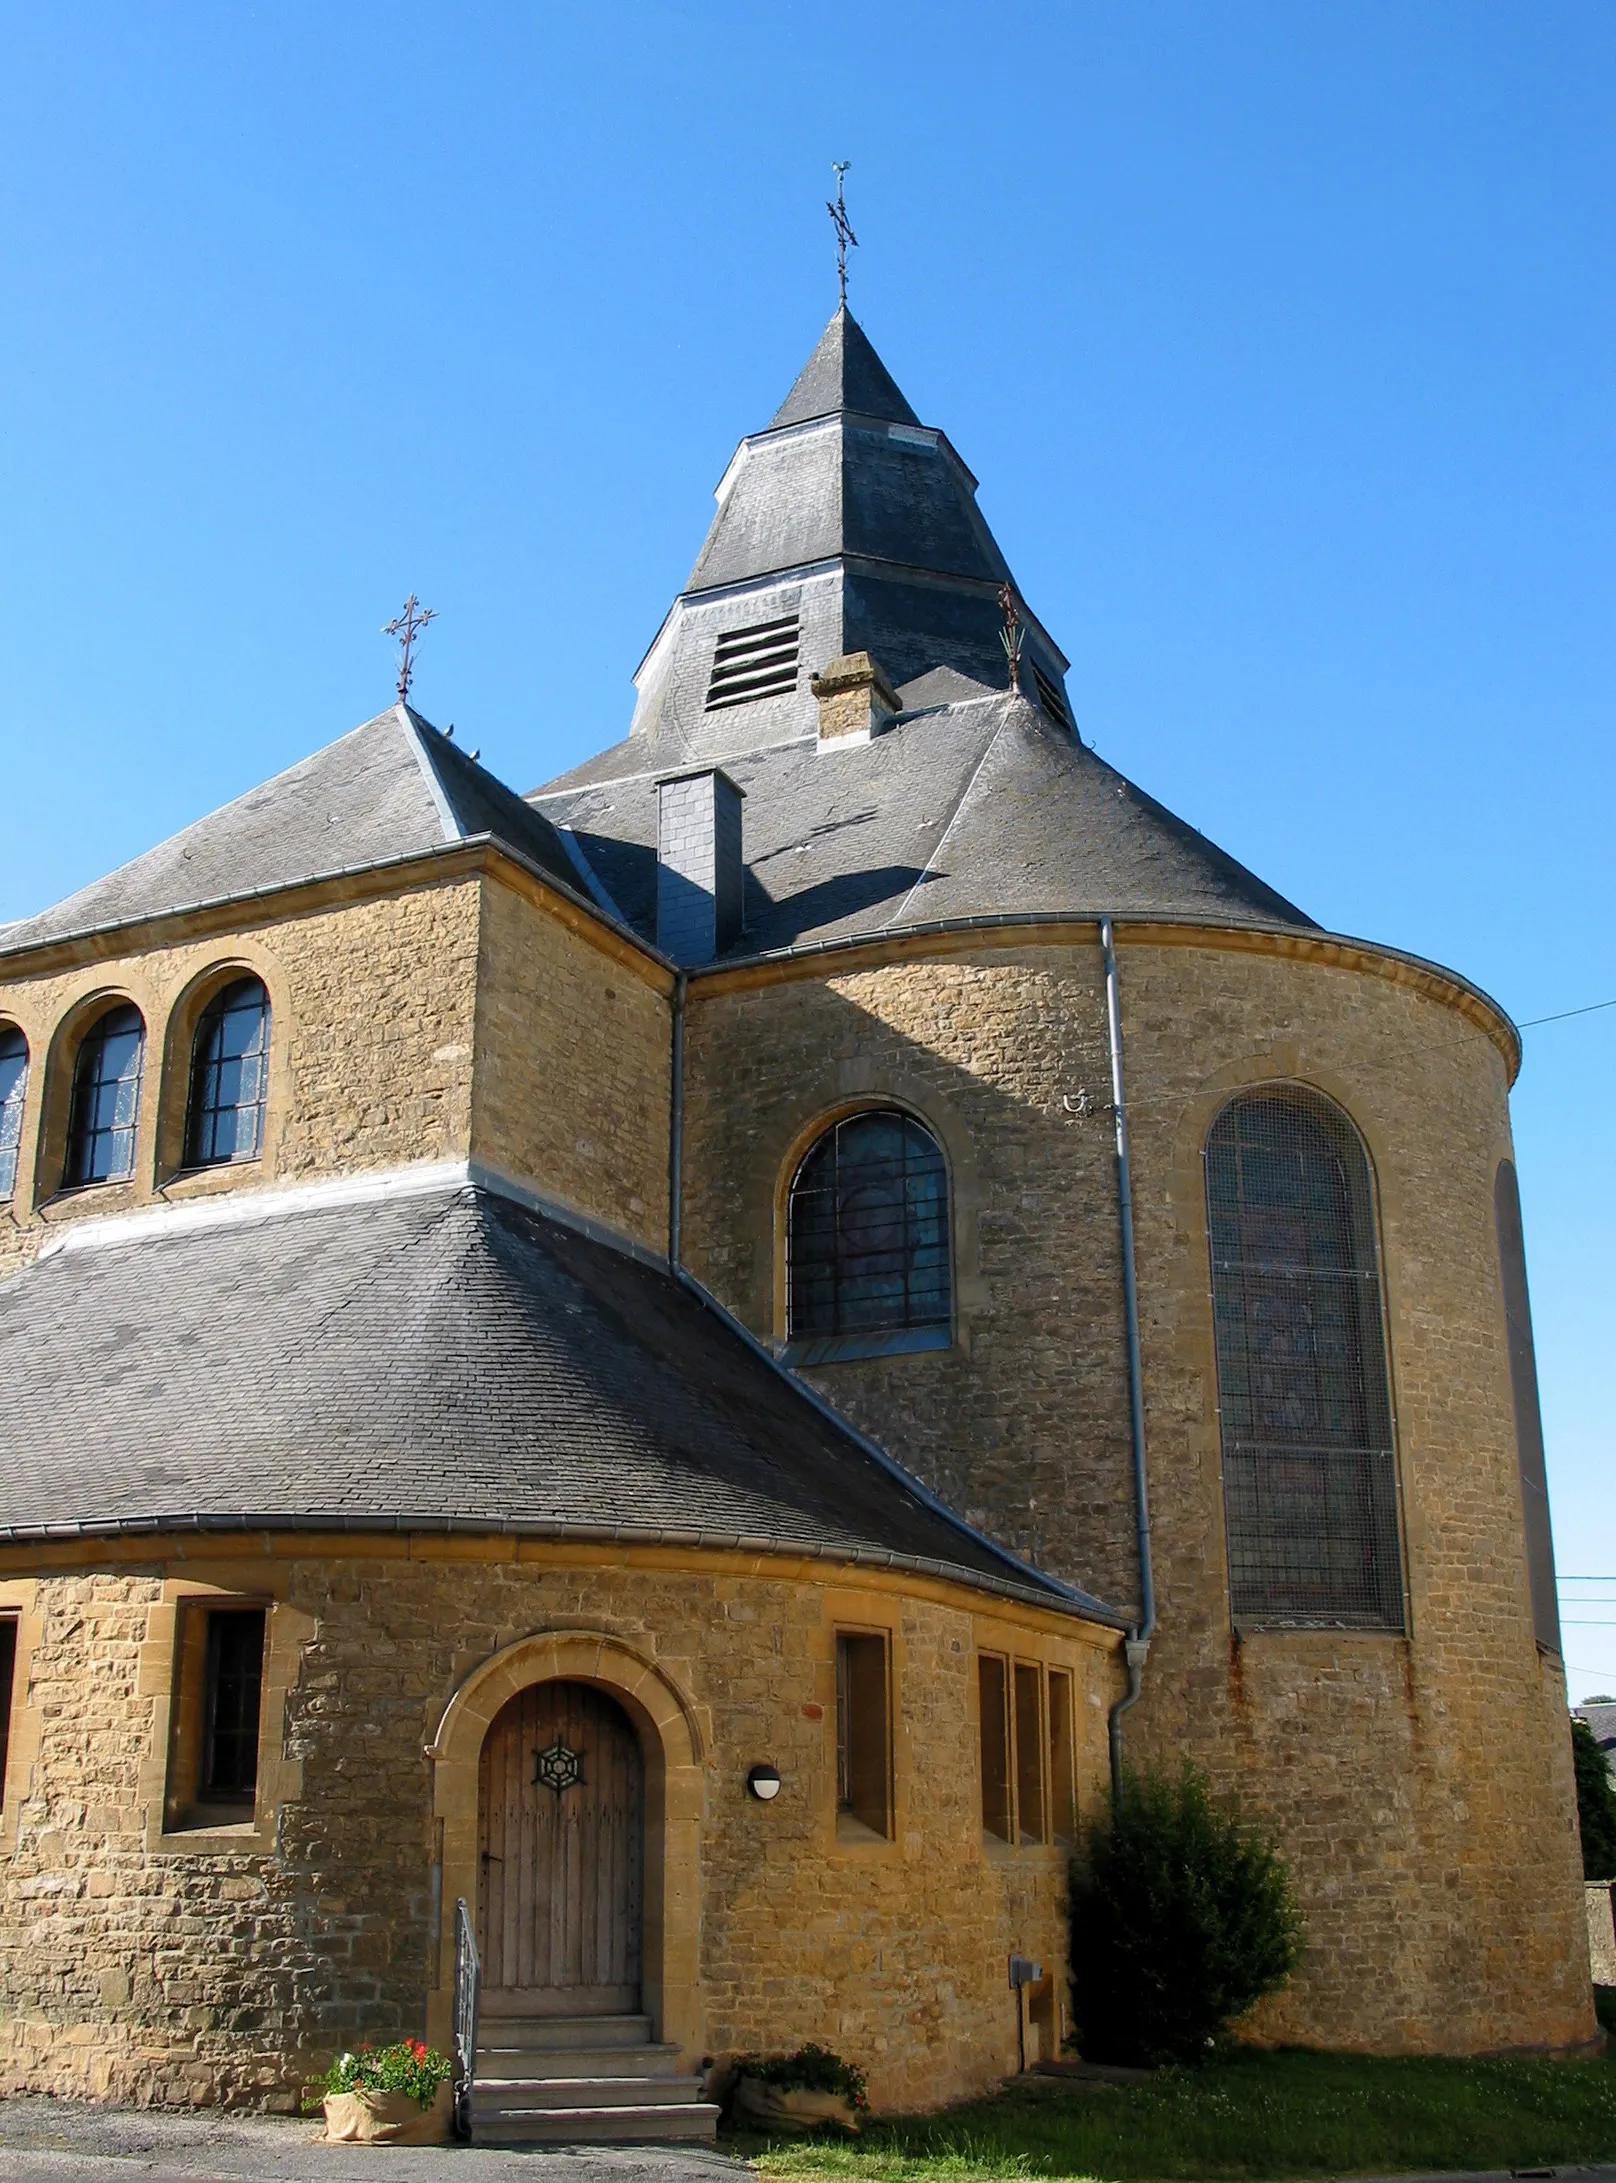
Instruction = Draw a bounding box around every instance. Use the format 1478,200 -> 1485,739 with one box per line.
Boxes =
0,1543 -> 1110,2113
679,926 -> 1596,2057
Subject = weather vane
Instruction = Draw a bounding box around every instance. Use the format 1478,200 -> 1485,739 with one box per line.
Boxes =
998,583 -> 1025,694
383,594 -> 437,702
827,162 -> 857,307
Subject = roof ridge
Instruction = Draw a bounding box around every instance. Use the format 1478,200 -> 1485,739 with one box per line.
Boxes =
397,704 -> 462,843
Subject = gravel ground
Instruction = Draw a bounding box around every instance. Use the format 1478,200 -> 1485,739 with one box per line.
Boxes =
0,2098 -> 749,2183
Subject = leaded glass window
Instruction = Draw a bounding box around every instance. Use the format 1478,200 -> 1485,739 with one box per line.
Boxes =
0,1026 -> 27,1200
185,978 -> 270,1168
1206,1086 -> 1404,1630
787,1111 -> 951,1341
65,1004 -> 145,1186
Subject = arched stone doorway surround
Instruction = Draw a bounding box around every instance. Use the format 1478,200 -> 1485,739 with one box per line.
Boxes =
425,1629 -> 705,2064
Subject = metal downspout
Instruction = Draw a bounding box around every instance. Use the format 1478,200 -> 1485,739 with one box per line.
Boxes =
669,972 -> 687,1268
1101,916 -> 1156,1803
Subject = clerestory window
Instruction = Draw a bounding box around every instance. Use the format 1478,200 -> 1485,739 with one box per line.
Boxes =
65,1003 -> 145,1186
185,977 -> 271,1168
785,1110 -> 951,1360
0,1026 -> 27,1200
1205,1086 -> 1404,1630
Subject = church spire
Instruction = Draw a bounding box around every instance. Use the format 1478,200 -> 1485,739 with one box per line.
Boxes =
768,306 -> 921,432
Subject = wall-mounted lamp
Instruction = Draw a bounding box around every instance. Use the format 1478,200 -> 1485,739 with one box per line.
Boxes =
747,1764 -> 782,1802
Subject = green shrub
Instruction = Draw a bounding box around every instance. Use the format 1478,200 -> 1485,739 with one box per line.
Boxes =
1572,1717 -> 1616,1881
738,2044 -> 869,2110
1071,1763 -> 1303,2066
322,2039 -> 452,2108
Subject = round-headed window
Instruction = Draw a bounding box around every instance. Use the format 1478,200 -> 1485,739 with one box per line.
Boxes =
65,1003 -> 146,1186
0,1025 -> 28,1201
185,977 -> 271,1168
1205,1085 -> 1403,1630
786,1110 -> 951,1341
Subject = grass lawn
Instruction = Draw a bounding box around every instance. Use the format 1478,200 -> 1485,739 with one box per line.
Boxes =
741,2047 -> 1616,2182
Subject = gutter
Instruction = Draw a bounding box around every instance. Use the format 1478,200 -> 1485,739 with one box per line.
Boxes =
0,1507 -> 1121,1622
1101,915 -> 1157,1802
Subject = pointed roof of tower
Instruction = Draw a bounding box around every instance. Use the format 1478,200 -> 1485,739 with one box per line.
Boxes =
769,305 -> 923,430
1,705 -> 585,955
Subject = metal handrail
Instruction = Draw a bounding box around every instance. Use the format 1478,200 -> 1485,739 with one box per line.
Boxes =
453,1897 -> 481,2142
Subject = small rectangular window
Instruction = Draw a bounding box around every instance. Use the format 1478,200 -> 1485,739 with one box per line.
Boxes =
166,1602 -> 267,1828
1048,1668 -> 1076,1845
978,1653 -> 1012,1843
1014,1662 -> 1046,1844
836,1631 -> 892,1840
202,1610 -> 265,1802
0,1618 -> 17,1808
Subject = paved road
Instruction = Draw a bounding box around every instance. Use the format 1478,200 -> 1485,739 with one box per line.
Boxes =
0,2100 -> 749,2183
4,2099 -> 1616,2183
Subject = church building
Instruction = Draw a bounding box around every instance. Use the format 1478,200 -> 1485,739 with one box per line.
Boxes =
0,306 -> 1597,2130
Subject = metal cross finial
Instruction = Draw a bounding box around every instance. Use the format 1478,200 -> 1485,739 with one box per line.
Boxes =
827,162 -> 858,307
383,593 -> 437,702
998,582 -> 1025,694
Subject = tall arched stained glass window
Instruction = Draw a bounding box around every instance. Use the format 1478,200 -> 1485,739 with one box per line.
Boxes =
786,1111 -> 951,1355
1205,1086 -> 1404,1630
0,1026 -> 28,1201
186,978 -> 271,1168
65,1003 -> 146,1186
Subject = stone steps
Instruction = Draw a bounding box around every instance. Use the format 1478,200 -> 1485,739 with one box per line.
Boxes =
472,2100 -> 722,2147
469,2009 -> 716,2146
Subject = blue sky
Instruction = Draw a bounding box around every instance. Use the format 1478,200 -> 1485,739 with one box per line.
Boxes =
3,3 -> 1612,1691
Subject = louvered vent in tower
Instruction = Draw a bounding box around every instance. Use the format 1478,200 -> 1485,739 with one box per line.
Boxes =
705,614 -> 801,711
1032,664 -> 1073,731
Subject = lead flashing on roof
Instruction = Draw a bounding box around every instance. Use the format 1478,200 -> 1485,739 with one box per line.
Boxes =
30,1154 -> 673,1275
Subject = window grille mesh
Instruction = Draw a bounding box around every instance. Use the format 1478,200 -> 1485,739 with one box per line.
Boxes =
1206,1087 -> 1404,1629
705,614 -> 800,710
66,1004 -> 145,1186
0,1026 -> 27,1201
186,978 -> 271,1168
787,1110 -> 951,1339
1031,663 -> 1073,730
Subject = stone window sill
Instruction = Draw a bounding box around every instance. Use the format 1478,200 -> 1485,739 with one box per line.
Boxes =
783,1324 -> 951,1367
153,1808 -> 270,1855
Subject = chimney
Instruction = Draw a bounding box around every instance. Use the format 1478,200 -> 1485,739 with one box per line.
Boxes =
656,767 -> 746,964
810,652 -> 901,747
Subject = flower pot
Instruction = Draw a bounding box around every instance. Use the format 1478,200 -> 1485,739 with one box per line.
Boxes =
323,2081 -> 454,2144
734,2074 -> 860,2133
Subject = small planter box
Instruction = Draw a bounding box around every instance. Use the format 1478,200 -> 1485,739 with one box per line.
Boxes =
734,2074 -> 860,2133
323,2081 -> 454,2144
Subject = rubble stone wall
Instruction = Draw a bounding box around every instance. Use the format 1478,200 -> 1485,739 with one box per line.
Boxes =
679,924 -> 1596,2056
0,1539 -> 1111,2113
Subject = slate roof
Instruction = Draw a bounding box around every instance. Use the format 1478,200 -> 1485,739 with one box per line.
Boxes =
1,706 -> 585,954
531,310 -> 1312,953
535,683 -> 1313,956
769,307 -> 923,431
0,1175 -> 1112,1618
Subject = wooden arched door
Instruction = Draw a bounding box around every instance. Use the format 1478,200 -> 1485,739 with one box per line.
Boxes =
477,1680 -> 644,2015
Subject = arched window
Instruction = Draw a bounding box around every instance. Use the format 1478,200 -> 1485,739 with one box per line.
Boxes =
0,1026 -> 28,1201
185,977 -> 271,1168
786,1110 -> 951,1354
65,1003 -> 146,1186
1205,1086 -> 1403,1630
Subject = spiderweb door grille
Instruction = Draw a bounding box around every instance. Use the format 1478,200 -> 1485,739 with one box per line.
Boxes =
1206,1088 -> 1404,1629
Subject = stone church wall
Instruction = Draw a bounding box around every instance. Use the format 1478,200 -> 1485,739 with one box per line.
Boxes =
0,1539 -> 1110,2114
0,877 -> 484,1279
470,871 -> 672,1258
679,925 -> 1596,2057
